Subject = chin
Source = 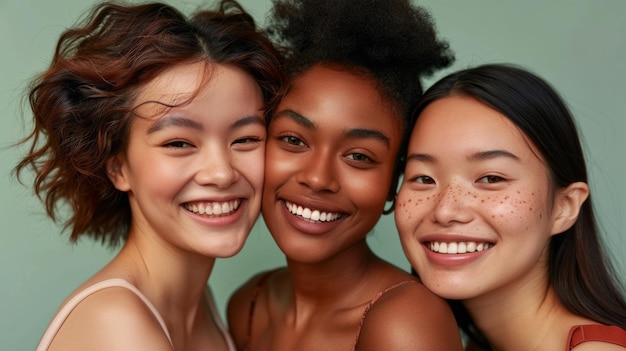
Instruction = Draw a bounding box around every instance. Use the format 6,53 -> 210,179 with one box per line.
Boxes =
206,236 -> 249,258
420,277 -> 479,301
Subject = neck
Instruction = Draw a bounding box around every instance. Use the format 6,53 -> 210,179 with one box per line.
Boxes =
463,266 -> 589,351
285,239 -> 380,306
113,232 -> 216,321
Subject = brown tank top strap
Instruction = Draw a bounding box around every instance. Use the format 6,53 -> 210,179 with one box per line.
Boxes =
352,280 -> 417,350
243,269 -> 279,351
567,324 -> 626,350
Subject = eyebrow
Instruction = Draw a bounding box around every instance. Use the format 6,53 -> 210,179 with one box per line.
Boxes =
274,109 -> 314,128
406,149 -> 520,163
346,128 -> 389,146
231,115 -> 265,129
148,114 -> 263,134
148,115 -> 202,134
467,149 -> 520,162
274,108 -> 390,146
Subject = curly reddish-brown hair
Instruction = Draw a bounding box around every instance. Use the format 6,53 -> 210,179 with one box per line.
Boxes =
15,0 -> 286,247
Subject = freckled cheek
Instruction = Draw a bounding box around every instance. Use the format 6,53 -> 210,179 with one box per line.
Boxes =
480,191 -> 546,230
395,191 -> 437,226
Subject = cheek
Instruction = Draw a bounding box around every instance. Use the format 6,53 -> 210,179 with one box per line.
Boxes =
480,190 -> 547,230
237,149 -> 265,192
395,190 -> 435,228
129,155 -> 179,191
264,141 -> 299,178
349,172 -> 390,206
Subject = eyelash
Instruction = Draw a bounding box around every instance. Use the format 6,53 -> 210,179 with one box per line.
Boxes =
278,134 -> 375,165
408,175 -> 506,185
412,175 -> 435,184
234,136 -> 262,144
477,175 -> 505,184
280,134 -> 305,147
164,140 -> 193,148
346,153 -> 373,163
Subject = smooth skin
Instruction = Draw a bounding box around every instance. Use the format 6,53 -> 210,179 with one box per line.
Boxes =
228,65 -> 463,351
48,62 -> 265,351
394,96 -> 621,351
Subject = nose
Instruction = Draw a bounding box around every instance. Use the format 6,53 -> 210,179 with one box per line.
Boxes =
432,182 -> 473,225
194,148 -> 238,189
294,148 -> 340,193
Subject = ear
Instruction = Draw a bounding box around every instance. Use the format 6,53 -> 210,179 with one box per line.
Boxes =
550,181 -> 589,236
106,155 -> 131,192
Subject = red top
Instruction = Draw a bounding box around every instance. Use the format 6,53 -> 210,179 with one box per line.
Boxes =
566,324 -> 626,350
465,324 -> 626,351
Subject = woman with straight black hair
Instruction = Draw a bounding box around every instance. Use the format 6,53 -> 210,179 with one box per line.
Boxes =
396,63 -> 626,350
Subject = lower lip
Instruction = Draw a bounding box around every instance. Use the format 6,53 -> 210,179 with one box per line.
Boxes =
183,201 -> 245,227
279,202 -> 342,235
423,244 -> 490,267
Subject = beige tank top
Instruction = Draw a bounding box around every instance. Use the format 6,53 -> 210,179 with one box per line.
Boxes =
36,278 -> 236,351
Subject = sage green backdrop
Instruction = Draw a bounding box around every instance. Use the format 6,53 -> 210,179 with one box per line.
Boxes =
1,0 -> 624,349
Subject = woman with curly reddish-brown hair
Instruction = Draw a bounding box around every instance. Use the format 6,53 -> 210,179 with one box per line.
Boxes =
15,1 -> 285,349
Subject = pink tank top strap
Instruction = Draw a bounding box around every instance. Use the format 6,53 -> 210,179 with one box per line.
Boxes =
566,324 -> 626,350
352,280 -> 417,350
36,278 -> 173,351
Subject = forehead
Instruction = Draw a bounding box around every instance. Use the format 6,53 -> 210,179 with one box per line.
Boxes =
132,62 -> 262,121
415,96 -> 515,138
411,96 -> 544,161
278,65 -> 401,130
135,61 -> 209,108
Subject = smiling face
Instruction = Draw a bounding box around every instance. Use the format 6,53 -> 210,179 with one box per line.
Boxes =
395,95 -> 563,301
108,62 -> 265,258
262,65 -> 402,263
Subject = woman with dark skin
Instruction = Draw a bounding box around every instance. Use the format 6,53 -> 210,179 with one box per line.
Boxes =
227,0 -> 462,350
396,64 -> 626,351
15,1 -> 285,350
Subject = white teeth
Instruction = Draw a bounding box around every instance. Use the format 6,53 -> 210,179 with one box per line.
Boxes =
439,242 -> 448,253
284,201 -> 341,223
458,242 -> 467,254
448,242 -> 458,254
467,242 -> 476,252
184,200 -> 240,216
311,210 -> 320,221
429,241 -> 493,254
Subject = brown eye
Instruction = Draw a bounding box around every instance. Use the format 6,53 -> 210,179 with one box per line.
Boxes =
415,176 -> 435,184
478,175 -> 504,184
346,153 -> 372,162
165,140 -> 193,148
233,136 -> 262,144
281,135 -> 304,146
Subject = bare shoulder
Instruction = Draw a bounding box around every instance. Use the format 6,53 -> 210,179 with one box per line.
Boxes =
226,268 -> 282,348
48,286 -> 171,351
356,280 -> 463,351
